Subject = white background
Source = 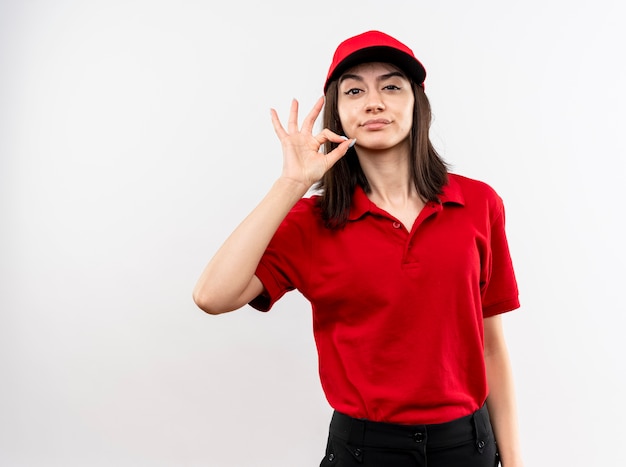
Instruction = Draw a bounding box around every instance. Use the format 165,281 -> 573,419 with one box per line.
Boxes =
1,0 -> 625,466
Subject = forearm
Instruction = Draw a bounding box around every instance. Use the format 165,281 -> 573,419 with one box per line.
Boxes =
192,177 -> 309,314
193,97 -> 352,315
485,331 -> 524,467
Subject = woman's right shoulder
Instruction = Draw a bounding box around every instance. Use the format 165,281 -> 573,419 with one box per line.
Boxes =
282,194 -> 324,227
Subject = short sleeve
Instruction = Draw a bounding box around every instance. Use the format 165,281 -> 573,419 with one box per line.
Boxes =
482,198 -> 520,317
248,198 -> 315,312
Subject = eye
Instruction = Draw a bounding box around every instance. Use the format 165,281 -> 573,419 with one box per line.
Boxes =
343,88 -> 362,96
383,84 -> 401,91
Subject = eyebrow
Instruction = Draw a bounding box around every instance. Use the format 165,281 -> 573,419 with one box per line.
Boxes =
339,71 -> 406,84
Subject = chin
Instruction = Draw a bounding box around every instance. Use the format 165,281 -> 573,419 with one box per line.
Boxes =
358,139 -> 406,152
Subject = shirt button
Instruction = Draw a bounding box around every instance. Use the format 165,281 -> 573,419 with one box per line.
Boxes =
392,221 -> 401,229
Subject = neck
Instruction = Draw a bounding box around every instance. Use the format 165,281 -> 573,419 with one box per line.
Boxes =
357,147 -> 415,202
356,147 -> 425,229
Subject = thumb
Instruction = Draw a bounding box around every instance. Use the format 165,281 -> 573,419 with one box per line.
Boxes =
325,137 -> 356,167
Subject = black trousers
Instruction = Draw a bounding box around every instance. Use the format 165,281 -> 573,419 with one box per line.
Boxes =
320,405 -> 499,467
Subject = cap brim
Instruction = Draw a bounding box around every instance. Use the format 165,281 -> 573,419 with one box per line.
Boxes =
324,46 -> 426,92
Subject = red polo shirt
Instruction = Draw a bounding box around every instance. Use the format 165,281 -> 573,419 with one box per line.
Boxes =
250,173 -> 520,424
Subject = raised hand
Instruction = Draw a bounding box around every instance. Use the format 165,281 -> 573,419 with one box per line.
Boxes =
270,96 -> 355,190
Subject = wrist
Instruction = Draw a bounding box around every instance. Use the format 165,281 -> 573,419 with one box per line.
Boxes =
274,176 -> 312,197
499,453 -> 524,467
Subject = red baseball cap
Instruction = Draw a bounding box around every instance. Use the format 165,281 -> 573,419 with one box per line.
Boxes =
324,30 -> 426,92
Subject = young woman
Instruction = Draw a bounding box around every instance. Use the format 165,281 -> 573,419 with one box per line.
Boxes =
193,30 -> 523,467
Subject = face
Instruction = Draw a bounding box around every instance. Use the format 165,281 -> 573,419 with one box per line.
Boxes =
337,62 -> 414,152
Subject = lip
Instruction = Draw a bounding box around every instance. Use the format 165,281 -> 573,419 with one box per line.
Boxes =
360,118 -> 391,130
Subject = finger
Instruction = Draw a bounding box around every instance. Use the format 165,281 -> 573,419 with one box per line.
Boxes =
301,96 -> 325,134
287,99 -> 299,134
315,128 -> 353,145
324,138 -> 355,169
270,108 -> 287,139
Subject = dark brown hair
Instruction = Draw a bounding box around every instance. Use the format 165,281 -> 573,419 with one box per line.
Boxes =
315,80 -> 449,229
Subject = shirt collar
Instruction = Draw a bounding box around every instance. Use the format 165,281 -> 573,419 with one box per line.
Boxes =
347,174 -> 465,222
438,174 -> 465,206
348,185 -> 374,221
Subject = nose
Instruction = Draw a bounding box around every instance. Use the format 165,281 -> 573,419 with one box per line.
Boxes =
364,90 -> 385,112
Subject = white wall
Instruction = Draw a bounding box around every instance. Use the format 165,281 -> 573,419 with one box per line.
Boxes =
2,0 -> 625,465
